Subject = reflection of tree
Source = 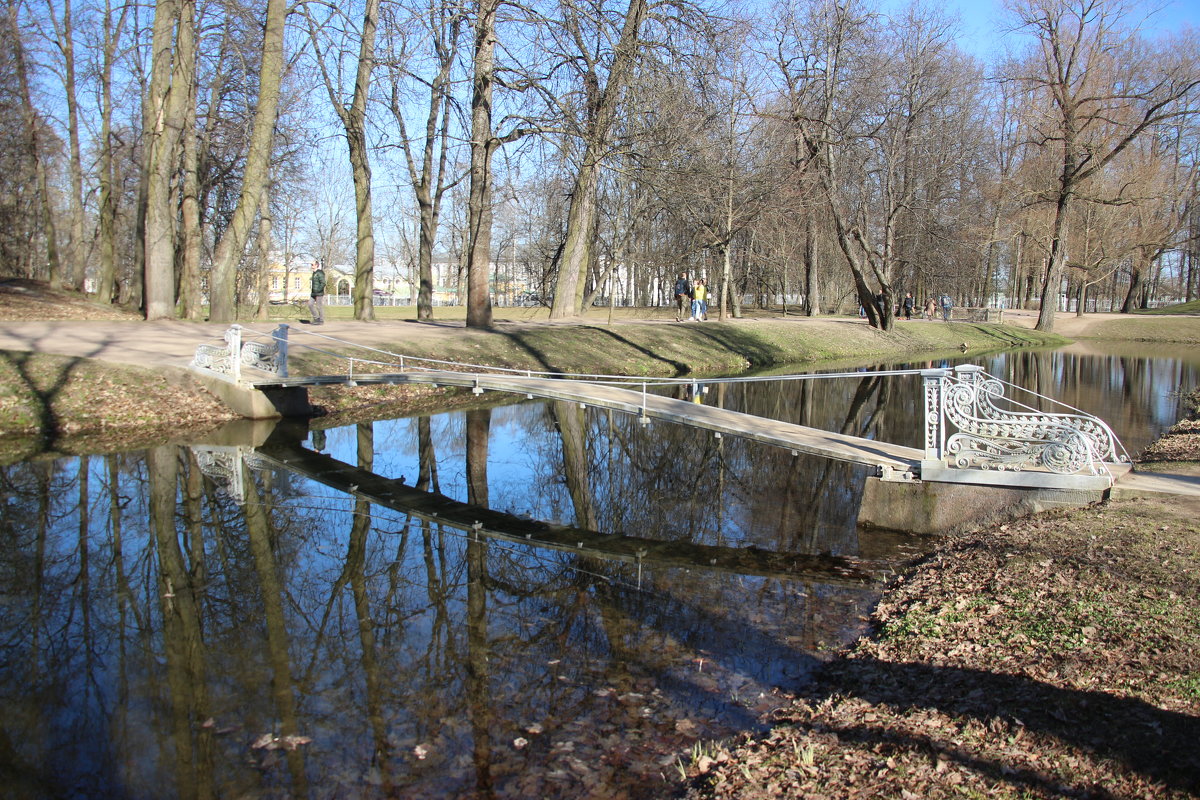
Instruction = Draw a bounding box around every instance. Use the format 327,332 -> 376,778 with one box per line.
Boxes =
347,423 -> 393,778
416,416 -> 439,492
148,446 -> 214,800
240,462 -> 309,798
553,401 -> 598,530
465,408 -> 493,796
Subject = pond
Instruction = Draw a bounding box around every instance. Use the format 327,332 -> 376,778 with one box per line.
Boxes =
1,343 -> 1195,799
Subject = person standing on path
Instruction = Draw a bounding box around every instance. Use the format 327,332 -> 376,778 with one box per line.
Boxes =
924,297 -> 936,320
691,279 -> 709,321
940,293 -> 953,322
309,261 -> 327,325
673,272 -> 692,321
902,292 -> 914,320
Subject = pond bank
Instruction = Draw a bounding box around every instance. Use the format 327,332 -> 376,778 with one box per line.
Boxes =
678,394 -> 1200,799
0,317 -> 1062,459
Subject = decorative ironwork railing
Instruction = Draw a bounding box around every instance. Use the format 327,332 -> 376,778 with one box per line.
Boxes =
923,365 -> 1124,480
190,326 -> 1125,488
192,324 -> 289,381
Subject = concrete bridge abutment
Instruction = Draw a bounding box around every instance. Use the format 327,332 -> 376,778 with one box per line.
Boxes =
858,476 -> 1106,535
193,372 -> 313,419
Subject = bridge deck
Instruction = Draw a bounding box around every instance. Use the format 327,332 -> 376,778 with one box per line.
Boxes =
255,370 -> 924,475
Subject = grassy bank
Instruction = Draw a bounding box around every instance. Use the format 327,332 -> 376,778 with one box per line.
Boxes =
0,352 -> 238,463
678,397 -> 1200,799
0,318 -> 1062,459
288,319 -> 1063,416
1078,315 -> 1200,343
291,318 -> 1064,379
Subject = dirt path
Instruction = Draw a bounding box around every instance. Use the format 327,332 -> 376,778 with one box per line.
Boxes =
0,318 -> 506,369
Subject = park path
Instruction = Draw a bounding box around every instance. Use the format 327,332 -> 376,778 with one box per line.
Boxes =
0,318 -> 514,369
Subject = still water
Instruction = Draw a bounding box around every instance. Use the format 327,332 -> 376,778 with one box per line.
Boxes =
1,344 -> 1194,799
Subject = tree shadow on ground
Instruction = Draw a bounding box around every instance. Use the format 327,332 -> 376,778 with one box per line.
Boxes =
0,351 -> 86,450
808,654 -> 1200,794
498,325 -> 691,375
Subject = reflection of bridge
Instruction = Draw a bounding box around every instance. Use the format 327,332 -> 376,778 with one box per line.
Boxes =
191,324 -> 1129,492
202,424 -> 877,585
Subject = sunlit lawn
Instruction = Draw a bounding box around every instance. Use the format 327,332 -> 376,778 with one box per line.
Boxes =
1134,298 -> 1200,315
259,302 -> 829,324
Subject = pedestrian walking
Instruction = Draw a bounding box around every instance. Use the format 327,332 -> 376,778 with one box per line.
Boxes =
309,261 -> 327,325
902,292 -> 914,320
673,272 -> 692,321
691,279 -> 709,321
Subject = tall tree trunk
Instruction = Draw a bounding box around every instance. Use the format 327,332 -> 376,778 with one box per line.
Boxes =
95,0 -> 128,304
465,0 -> 498,329
386,1 -> 459,321
253,196 -> 272,319
208,0 -> 287,322
1035,193 -> 1070,331
550,0 -> 648,319
802,216 -> 819,316
52,0 -> 87,291
316,0 -> 380,321
177,59 -> 202,319
142,0 -> 194,320
1121,254 -> 1146,313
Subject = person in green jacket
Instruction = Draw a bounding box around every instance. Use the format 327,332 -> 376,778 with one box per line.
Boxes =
308,261 -> 326,325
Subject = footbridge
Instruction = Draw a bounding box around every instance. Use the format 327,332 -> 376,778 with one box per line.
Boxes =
190,324 -> 1129,492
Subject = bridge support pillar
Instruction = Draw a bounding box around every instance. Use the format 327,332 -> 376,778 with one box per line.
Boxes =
192,372 -> 313,419
857,476 -> 1106,535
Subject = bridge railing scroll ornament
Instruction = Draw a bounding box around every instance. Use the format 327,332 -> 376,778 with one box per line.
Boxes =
921,364 -> 1125,490
190,445 -> 270,505
192,324 -> 290,383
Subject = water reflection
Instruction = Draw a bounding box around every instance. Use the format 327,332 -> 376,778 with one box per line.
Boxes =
0,345 -> 1192,797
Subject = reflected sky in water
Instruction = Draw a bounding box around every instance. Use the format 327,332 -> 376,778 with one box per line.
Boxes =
0,344 -> 1193,798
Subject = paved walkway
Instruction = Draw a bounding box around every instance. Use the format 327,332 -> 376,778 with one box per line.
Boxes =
0,319 -> 469,369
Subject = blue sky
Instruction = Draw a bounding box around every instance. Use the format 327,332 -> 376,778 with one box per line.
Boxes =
877,0 -> 1200,60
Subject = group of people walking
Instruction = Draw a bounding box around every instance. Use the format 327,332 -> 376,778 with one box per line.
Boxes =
864,291 -> 954,322
674,272 -> 708,322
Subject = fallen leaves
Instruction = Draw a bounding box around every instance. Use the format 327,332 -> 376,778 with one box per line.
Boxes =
678,488 -> 1200,800
251,733 -> 313,751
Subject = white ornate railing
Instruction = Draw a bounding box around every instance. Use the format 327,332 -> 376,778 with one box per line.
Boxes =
923,365 -> 1124,486
192,324 -> 290,382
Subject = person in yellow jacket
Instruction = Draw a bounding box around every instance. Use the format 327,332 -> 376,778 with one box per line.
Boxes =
691,279 -> 709,321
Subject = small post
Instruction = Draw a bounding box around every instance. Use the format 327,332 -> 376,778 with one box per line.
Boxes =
272,324 -> 289,378
921,368 -> 951,463
228,324 -> 243,383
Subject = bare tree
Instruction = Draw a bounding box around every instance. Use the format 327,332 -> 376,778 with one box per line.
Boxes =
306,0 -> 381,321
381,0 -> 464,320
1006,0 -> 1200,331
142,0 -> 194,319
7,0 -> 62,288
549,0 -> 650,318
207,0 -> 287,322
